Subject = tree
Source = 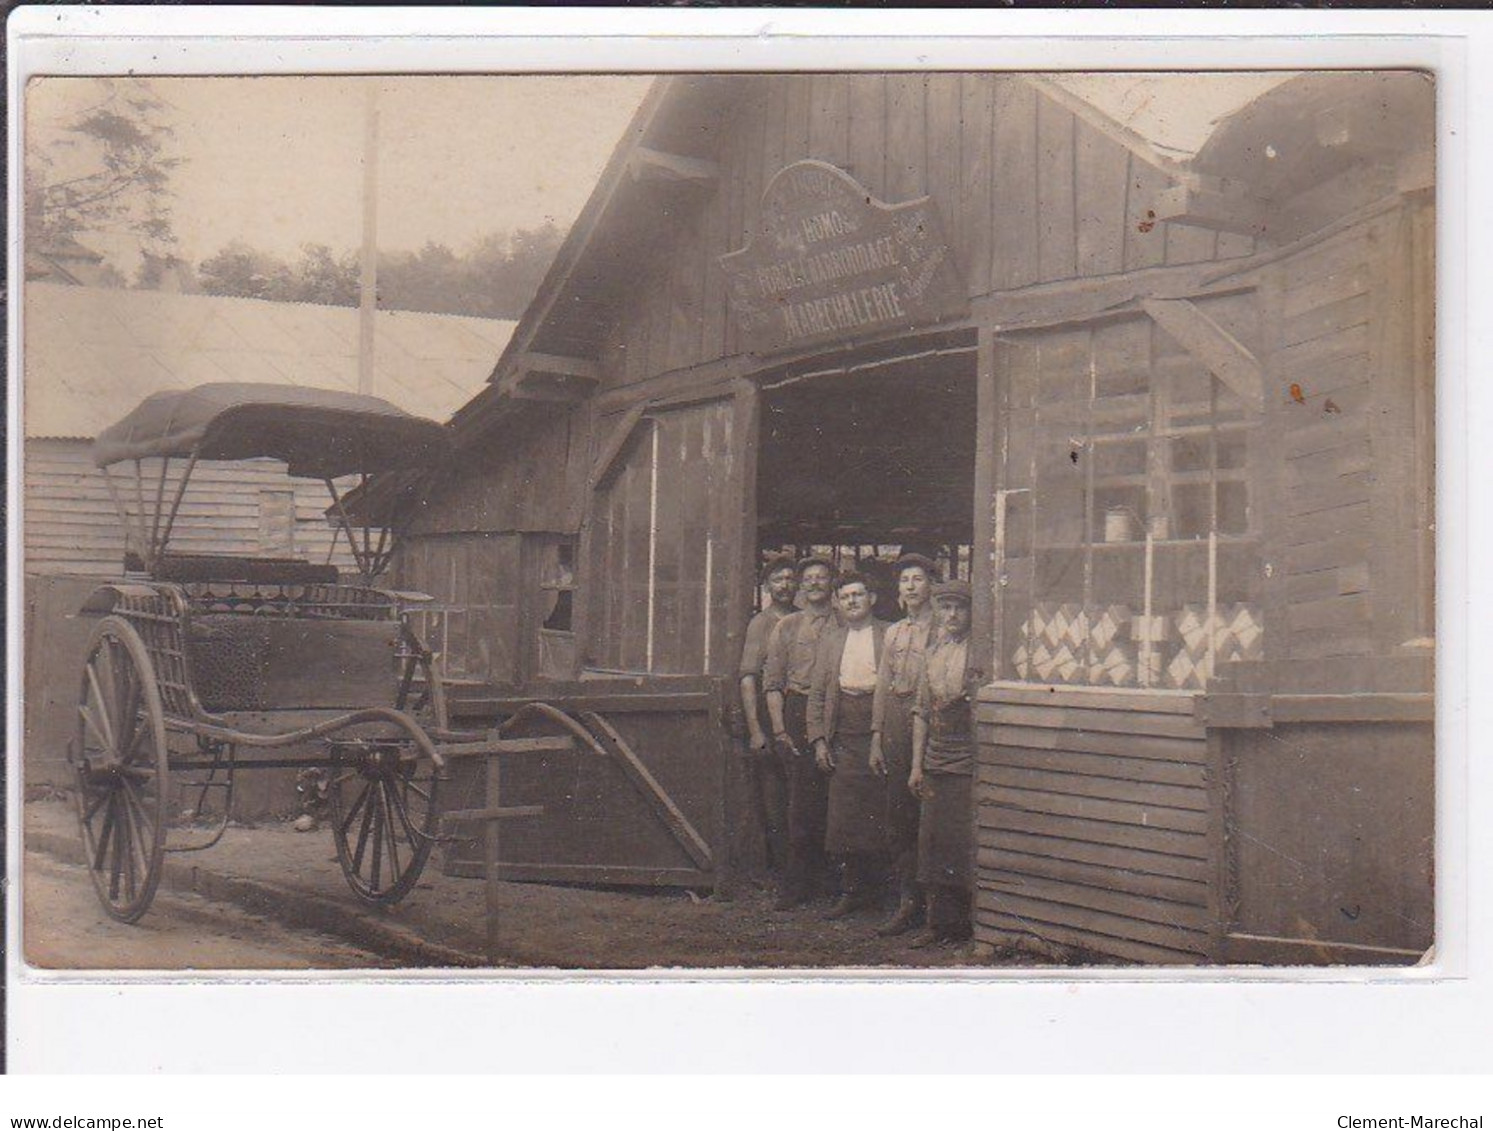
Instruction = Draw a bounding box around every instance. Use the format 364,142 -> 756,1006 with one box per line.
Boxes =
290,244 -> 359,306
26,78 -> 183,265
193,221 -> 564,316
197,241 -> 293,302
464,222 -> 564,318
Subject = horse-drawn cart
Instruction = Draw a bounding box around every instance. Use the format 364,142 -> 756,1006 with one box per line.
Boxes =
68,384 -> 470,922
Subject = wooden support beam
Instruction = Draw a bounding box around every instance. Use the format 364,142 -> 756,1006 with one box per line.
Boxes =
627,145 -> 719,186
1151,179 -> 1272,239
434,735 -> 577,760
1142,298 -> 1266,413
441,805 -> 545,824
518,351 -> 602,384
589,401 -> 651,489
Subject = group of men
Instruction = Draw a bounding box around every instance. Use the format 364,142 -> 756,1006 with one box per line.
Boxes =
737,552 -> 981,948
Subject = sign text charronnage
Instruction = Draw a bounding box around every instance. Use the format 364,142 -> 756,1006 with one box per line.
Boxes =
719,160 -> 967,356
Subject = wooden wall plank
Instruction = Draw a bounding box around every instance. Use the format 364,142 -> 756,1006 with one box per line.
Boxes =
980,871 -> 1211,931
958,73 -> 996,299
884,72 -> 928,202
807,72 -> 850,167
760,77 -> 789,216
981,723 -> 1209,764
980,827 -> 1210,882
1035,91 -> 1078,282
973,743 -> 1206,788
1124,156 -> 1173,272
979,684 -> 1197,714
1282,293 -> 1372,349
979,761 -> 1207,812
925,72 -> 964,264
984,703 -> 1205,739
976,889 -> 1208,954
982,786 -> 1207,834
782,73 -> 813,165
1074,117 -> 1129,277
845,73 -> 888,200
979,847 -> 1208,905
976,907 -> 1203,964
1164,220 -> 1219,266
980,804 -> 1208,859
990,78 -> 1040,291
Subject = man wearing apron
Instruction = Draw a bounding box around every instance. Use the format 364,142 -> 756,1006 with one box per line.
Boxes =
909,578 -> 981,947
808,571 -> 888,919
763,556 -> 839,910
737,554 -> 798,877
869,553 -> 938,937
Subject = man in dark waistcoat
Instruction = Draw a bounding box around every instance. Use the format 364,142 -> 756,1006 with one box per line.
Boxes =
737,554 -> 798,877
808,570 -> 888,919
763,556 -> 838,910
909,578 -> 981,947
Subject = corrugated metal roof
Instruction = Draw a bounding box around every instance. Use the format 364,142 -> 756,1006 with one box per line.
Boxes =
23,283 -> 515,439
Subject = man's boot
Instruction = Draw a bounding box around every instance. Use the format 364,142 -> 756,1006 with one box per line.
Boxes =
876,893 -> 925,937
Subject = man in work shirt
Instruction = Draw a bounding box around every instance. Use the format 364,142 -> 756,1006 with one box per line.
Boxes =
909,578 -> 982,947
869,552 -> 939,937
808,570 -> 888,919
737,555 -> 798,876
763,555 -> 838,910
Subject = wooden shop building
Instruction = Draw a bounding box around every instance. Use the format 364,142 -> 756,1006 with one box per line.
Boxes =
379,71 -> 1435,964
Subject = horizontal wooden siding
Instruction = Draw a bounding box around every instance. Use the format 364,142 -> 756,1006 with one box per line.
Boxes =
974,683 -> 1213,964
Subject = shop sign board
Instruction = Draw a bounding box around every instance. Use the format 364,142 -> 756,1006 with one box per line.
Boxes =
719,160 -> 967,356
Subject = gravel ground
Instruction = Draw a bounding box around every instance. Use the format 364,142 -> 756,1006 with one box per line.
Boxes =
23,798 -> 1041,971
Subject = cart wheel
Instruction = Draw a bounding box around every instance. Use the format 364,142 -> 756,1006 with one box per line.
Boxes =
70,616 -> 169,924
328,714 -> 442,906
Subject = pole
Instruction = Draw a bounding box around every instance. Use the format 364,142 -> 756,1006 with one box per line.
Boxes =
485,750 -> 503,965
358,82 -> 380,396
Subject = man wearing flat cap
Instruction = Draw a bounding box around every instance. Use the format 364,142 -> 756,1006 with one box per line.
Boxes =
869,552 -> 939,936
762,555 -> 839,909
909,577 -> 982,946
737,554 -> 798,877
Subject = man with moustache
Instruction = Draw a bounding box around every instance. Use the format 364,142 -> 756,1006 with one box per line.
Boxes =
869,552 -> 939,936
737,555 -> 798,876
807,570 -> 888,919
763,556 -> 839,910
908,578 -> 981,947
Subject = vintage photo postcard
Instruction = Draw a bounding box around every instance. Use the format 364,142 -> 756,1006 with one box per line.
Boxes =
15,65 -> 1436,976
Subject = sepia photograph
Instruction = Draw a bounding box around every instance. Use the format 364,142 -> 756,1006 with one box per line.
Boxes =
16,66 -> 1436,974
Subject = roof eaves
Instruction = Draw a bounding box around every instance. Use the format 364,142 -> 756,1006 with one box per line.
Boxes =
486,76 -> 675,393
1025,75 -> 1189,179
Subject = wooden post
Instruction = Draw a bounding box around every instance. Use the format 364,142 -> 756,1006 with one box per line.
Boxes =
971,327 -> 1000,679
484,750 -> 504,965
714,377 -> 762,902
358,82 -> 380,396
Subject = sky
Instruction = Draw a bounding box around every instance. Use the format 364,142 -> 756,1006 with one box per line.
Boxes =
26,72 -> 1289,277
26,74 -> 654,272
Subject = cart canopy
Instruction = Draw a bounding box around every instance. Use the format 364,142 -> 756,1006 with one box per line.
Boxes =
91,383 -> 449,478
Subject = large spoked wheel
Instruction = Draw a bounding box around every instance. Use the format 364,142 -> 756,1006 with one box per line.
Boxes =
328,714 -> 443,906
70,616 -> 170,924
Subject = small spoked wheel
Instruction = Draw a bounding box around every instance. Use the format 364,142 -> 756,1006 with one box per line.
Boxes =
70,616 -> 169,924
328,715 -> 442,906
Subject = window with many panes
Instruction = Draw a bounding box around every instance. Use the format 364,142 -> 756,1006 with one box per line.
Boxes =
997,301 -> 1264,690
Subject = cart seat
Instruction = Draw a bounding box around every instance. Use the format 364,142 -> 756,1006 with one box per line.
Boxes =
138,552 -> 340,586
187,615 -> 402,712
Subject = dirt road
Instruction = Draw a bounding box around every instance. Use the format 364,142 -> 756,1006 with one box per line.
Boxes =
23,850 -> 398,971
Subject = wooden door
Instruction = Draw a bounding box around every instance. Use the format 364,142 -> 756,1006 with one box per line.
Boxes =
442,678 -> 730,888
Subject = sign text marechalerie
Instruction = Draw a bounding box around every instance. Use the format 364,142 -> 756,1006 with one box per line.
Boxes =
718,160 -> 967,355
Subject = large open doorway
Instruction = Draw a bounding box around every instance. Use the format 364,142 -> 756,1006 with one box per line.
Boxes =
755,334 -> 980,605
